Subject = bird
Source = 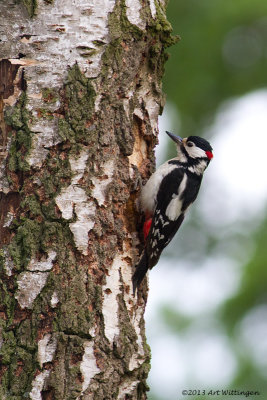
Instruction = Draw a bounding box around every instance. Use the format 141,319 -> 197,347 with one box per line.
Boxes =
132,131 -> 213,295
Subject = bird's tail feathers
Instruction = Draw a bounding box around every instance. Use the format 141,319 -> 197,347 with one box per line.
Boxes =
132,251 -> 149,296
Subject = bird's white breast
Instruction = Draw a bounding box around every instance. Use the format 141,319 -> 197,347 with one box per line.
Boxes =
140,159 -> 181,215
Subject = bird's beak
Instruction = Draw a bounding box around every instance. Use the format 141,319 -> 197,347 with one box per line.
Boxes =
166,131 -> 183,144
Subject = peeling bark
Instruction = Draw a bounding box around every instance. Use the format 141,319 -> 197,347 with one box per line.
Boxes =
0,0 -> 177,398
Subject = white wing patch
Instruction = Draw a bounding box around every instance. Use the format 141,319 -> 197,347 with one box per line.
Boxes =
165,174 -> 187,221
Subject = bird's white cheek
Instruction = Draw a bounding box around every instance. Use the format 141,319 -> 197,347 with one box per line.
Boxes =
189,147 -> 206,158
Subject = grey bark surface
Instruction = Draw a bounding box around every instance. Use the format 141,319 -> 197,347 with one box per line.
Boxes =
0,0 -> 176,398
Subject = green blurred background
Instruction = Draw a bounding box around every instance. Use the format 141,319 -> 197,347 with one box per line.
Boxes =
146,1 -> 267,399
164,0 -> 267,137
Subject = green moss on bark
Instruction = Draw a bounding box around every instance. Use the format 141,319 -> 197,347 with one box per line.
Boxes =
42,87 -> 59,104
21,0 -> 37,17
0,278 -> 16,323
5,92 -> 32,172
21,195 -> 42,217
9,347 -> 34,396
40,152 -> 72,198
8,219 -> 42,270
0,341 -> 34,397
148,1 -> 180,73
16,318 -> 36,351
58,64 -> 97,145
49,333 -> 86,398
0,330 -> 16,364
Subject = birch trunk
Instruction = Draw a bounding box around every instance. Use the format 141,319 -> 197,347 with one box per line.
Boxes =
0,0 -> 176,398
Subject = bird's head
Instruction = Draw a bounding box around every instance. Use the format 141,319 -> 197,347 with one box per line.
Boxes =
166,131 -> 213,163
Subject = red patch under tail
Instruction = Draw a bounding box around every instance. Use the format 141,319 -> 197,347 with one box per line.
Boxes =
143,218 -> 152,241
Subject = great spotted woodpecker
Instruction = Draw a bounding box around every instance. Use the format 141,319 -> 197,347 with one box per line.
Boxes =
132,131 -> 213,295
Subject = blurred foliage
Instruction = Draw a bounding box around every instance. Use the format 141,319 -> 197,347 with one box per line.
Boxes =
159,304 -> 193,333
164,0 -> 267,136
221,216 -> 267,393
148,1 -> 267,399
149,217 -> 267,400
221,215 -> 267,331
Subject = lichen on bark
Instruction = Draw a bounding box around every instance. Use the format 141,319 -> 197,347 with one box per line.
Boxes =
4,92 -> 32,172
21,0 -> 37,17
58,64 -> 97,145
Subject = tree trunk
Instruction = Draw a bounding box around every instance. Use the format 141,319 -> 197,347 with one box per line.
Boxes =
0,0 -> 175,398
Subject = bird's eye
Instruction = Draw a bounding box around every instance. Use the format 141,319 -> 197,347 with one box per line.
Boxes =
187,141 -> 194,147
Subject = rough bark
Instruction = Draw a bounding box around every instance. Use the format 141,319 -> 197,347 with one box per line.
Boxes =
0,0 -> 176,398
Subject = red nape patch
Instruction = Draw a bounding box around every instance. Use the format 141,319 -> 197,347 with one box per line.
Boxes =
143,218 -> 152,240
206,151 -> 213,160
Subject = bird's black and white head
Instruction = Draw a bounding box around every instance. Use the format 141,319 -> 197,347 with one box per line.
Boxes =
166,131 -> 213,174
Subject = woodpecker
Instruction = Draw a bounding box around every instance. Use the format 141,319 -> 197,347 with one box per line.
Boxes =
132,131 -> 213,295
